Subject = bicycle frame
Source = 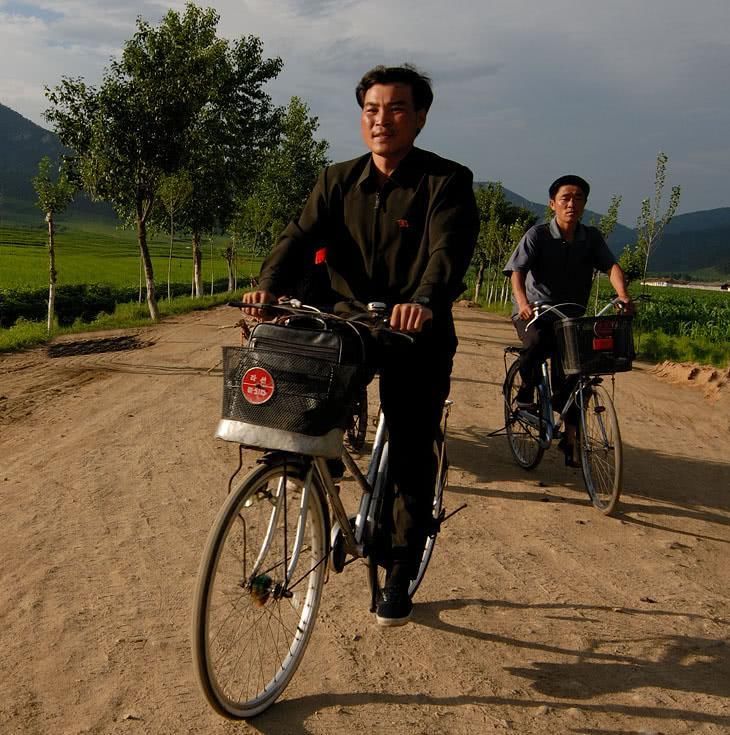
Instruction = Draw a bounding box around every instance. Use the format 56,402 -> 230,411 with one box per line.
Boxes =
310,406 -> 391,565
514,362 -> 597,450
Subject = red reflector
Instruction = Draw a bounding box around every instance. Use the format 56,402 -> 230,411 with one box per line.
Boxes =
314,247 -> 327,265
592,337 -> 614,351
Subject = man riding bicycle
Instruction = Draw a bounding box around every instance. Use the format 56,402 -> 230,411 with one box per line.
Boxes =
242,65 -> 478,626
503,175 -> 632,466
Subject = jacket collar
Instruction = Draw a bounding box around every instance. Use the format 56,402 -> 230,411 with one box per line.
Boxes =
356,147 -> 423,190
549,217 -> 588,242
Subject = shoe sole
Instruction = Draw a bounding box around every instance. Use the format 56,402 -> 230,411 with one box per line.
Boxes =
375,610 -> 412,627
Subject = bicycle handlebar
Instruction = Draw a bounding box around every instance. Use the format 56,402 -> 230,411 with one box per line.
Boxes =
228,299 -> 415,344
525,296 -> 636,330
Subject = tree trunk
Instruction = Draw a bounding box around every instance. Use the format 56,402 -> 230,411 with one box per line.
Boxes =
232,236 -> 237,292
488,269 -> 498,304
210,238 -> 214,296
167,212 -> 174,301
137,212 -> 159,321
138,254 -> 143,303
225,248 -> 235,292
46,212 -> 56,334
192,232 -> 203,297
473,260 -> 485,303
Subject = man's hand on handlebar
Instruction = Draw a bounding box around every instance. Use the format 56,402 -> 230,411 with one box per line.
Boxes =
390,303 -> 433,333
616,297 -> 635,316
517,300 -> 534,321
241,290 -> 276,318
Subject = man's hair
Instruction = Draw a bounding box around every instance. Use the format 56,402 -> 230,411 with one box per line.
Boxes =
549,175 -> 590,200
355,64 -> 434,112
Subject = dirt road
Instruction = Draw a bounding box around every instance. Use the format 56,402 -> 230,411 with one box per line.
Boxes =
1,306 -> 728,734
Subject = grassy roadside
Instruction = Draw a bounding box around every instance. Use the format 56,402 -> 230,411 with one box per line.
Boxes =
0,292 -> 234,353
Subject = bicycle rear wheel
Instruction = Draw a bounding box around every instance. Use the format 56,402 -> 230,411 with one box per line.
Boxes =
192,458 -> 328,718
504,359 -> 545,470
578,384 -> 623,515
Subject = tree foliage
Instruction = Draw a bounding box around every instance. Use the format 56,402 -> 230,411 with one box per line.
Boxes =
171,33 -> 283,295
472,183 -> 536,303
597,194 -> 622,241
236,96 -> 330,256
44,3 -> 282,319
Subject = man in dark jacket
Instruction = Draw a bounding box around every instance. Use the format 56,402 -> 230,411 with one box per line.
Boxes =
243,64 -> 478,626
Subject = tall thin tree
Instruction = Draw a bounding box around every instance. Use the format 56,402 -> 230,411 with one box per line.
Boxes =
32,156 -> 75,333
636,152 -> 681,291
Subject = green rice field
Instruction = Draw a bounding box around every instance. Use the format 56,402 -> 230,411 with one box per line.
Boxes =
2,221 -> 729,366
0,222 -> 261,290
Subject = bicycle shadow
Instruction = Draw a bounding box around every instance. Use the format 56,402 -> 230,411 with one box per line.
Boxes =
245,597 -> 730,735
446,425 -> 730,541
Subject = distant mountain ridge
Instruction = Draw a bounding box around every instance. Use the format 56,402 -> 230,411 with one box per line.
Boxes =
1,102 -> 727,276
0,102 -> 112,223
0,103 -> 64,200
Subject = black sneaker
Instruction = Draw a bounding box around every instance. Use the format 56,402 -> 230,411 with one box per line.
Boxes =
376,563 -> 412,627
376,585 -> 412,627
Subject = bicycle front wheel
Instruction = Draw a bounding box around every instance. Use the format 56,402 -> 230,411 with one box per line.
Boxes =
192,458 -> 328,719
504,359 -> 545,470
579,384 -> 623,515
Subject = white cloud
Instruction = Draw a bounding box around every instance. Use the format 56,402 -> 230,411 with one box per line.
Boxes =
1,0 -> 728,219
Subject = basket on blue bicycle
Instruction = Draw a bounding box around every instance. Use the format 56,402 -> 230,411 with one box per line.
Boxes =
217,318 -> 371,458
554,314 -> 634,376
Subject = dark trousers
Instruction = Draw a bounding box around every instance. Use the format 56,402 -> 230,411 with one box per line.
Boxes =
513,316 -> 578,424
377,331 -> 453,578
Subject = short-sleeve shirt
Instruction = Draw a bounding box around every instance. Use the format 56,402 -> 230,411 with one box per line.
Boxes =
503,219 -> 617,318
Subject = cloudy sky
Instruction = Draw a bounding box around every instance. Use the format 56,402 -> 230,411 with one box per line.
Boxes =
1,0 -> 728,223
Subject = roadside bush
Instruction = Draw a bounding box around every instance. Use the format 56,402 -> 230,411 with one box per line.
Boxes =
0,280 -> 233,327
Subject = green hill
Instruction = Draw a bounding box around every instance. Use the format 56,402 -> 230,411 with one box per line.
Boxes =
0,102 -> 115,226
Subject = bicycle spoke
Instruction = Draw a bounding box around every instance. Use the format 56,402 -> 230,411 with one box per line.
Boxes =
579,387 -> 622,514
193,462 -> 327,717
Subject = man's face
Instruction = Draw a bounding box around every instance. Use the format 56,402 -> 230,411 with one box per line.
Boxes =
360,83 -> 426,161
549,185 -> 587,227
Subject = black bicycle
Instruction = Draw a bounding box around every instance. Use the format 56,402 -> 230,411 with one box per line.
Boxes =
502,297 -> 634,515
192,301 -> 457,718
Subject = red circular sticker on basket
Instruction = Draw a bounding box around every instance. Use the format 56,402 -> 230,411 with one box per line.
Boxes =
241,367 -> 275,405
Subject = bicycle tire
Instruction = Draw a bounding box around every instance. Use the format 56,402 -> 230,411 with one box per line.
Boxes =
504,359 -> 545,470
192,458 -> 328,719
408,439 -> 447,597
578,384 -> 623,515
345,386 -> 368,451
